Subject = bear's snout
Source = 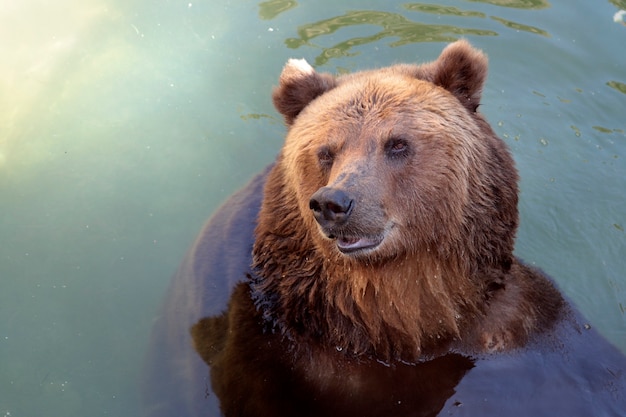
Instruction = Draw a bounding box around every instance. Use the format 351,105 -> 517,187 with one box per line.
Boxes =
309,187 -> 354,229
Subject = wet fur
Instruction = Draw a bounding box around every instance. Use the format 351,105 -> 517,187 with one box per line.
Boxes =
143,40 -> 626,417
252,40 -> 563,362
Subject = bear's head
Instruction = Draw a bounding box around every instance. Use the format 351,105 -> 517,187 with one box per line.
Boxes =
253,40 -> 521,361
271,40 -> 517,266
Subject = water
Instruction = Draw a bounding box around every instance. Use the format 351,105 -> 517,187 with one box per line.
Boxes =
1,1 -> 625,416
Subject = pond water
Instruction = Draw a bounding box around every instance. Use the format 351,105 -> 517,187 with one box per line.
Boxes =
1,0 -> 625,416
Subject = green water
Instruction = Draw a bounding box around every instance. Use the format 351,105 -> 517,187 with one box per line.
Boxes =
1,0 -> 625,415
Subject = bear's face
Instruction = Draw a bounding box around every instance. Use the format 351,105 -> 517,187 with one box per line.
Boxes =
255,41 -> 525,359
274,42 -> 496,263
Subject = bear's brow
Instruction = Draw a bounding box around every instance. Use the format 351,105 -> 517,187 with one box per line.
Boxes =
341,78 -> 428,117
344,89 -> 399,116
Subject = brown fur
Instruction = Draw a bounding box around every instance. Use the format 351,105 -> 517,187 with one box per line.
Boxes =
143,41 -> 626,417
251,40 -> 563,363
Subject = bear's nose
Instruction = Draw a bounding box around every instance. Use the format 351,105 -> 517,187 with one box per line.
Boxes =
309,187 -> 354,227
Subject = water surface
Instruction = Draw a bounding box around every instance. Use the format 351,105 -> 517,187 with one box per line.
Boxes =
1,1 -> 625,416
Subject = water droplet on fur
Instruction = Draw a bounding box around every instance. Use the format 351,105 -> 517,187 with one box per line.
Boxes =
335,346 -> 343,352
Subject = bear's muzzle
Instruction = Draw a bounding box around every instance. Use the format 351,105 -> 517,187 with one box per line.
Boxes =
309,186 -> 354,229
309,186 -> 385,254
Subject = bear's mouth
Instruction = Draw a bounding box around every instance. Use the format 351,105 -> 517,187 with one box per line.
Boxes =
334,235 -> 384,254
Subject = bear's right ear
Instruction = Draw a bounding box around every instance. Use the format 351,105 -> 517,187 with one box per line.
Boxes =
272,59 -> 337,125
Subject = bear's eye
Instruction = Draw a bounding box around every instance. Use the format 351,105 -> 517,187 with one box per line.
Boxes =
384,137 -> 410,160
317,146 -> 334,169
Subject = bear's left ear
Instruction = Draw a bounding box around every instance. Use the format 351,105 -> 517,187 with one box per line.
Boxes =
272,59 -> 337,125
430,40 -> 488,113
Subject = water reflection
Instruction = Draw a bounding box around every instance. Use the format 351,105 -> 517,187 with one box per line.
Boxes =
284,10 -> 498,66
190,282 -> 475,417
405,3 -> 548,36
403,4 -> 486,17
610,0 -> 626,11
489,16 -> 548,35
280,4 -> 551,66
0,1 -> 115,162
607,80 -> 626,94
467,0 -> 550,8
259,0 -> 298,20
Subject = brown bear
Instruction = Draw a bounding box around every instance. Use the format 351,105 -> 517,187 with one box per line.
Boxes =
143,41 -> 626,417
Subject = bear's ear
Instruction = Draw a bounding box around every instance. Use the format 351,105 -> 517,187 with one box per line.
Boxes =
430,40 -> 488,113
272,59 -> 337,125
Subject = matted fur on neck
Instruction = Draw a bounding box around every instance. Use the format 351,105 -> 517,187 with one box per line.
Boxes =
251,160 -> 485,363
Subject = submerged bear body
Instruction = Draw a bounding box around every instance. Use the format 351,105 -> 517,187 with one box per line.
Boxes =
144,41 -> 626,416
